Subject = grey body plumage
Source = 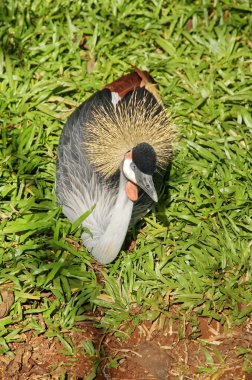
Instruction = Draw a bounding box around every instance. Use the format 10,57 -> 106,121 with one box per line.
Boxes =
56,70 -> 175,264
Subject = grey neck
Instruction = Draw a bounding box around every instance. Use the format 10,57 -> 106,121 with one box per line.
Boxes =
90,171 -> 133,264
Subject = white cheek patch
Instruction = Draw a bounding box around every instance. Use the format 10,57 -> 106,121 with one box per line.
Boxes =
123,158 -> 136,184
111,92 -> 121,106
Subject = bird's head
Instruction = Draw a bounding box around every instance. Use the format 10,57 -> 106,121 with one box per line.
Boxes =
122,142 -> 158,203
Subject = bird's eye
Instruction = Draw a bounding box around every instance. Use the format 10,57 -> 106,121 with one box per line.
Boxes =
130,163 -> 136,171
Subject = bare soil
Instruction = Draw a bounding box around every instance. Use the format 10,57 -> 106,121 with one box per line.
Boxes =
0,316 -> 251,380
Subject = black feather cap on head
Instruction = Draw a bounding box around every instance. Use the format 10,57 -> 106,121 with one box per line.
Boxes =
132,142 -> 157,175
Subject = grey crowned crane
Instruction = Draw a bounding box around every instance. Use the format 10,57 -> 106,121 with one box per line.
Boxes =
56,68 -> 175,264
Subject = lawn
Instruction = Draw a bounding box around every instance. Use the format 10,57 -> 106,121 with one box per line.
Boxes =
0,0 -> 251,378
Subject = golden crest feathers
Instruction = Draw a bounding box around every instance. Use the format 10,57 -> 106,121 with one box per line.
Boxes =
83,91 -> 175,179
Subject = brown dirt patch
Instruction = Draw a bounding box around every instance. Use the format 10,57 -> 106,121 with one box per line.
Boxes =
99,317 -> 252,380
0,322 -> 102,380
0,317 -> 251,379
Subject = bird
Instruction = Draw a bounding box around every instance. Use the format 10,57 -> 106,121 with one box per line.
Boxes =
56,67 -> 175,264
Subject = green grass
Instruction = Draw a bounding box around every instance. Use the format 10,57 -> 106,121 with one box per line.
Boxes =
0,0 -> 252,375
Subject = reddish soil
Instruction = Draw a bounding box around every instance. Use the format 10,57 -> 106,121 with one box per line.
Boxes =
0,316 -> 251,380
99,317 -> 252,380
0,322 -> 99,379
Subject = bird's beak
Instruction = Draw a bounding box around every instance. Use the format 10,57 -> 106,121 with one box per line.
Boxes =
135,168 -> 158,202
